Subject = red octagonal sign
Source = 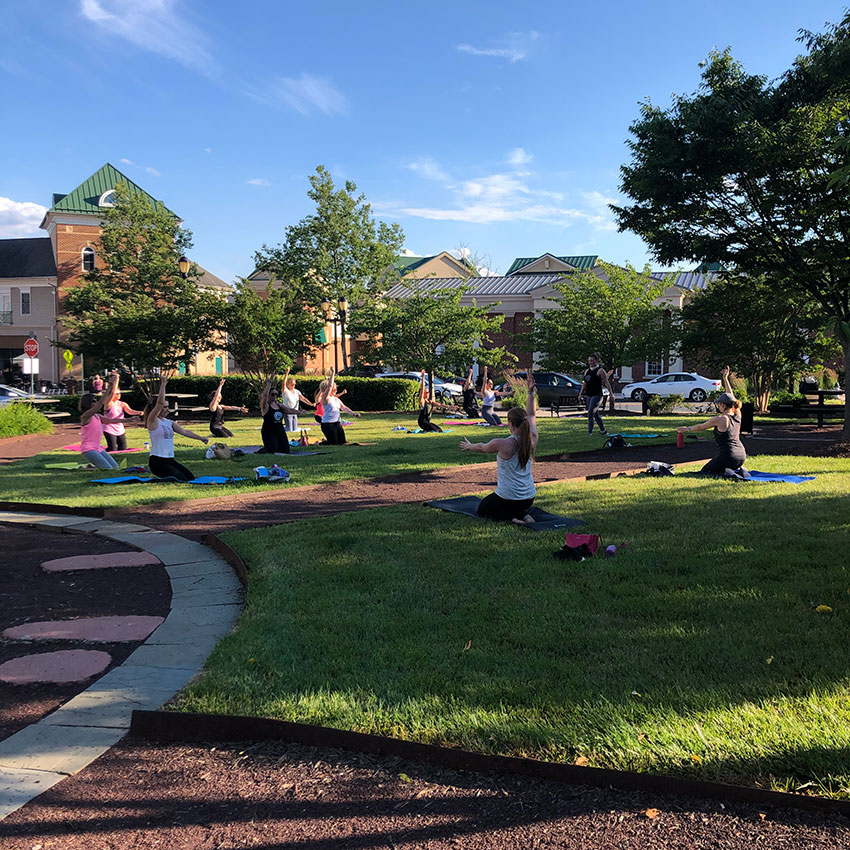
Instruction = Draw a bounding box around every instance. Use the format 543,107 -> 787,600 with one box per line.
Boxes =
24,338 -> 39,357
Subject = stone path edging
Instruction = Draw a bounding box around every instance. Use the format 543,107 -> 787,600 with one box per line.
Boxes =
0,511 -> 243,821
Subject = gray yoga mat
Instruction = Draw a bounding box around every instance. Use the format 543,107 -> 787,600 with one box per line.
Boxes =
426,496 -> 585,530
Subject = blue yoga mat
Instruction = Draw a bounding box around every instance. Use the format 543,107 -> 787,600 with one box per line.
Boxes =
92,475 -> 246,485
741,471 -> 816,484
190,475 -> 247,485
613,433 -> 666,439
92,476 -> 155,484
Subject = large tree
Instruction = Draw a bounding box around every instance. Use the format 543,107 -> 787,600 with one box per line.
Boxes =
533,262 -> 675,404
256,166 -> 405,370
680,275 -> 837,411
613,14 -> 850,436
62,184 -> 222,398
349,283 -> 514,389
222,278 -> 326,406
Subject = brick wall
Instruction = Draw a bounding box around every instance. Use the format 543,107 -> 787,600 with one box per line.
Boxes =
54,224 -> 101,304
482,311 -> 534,372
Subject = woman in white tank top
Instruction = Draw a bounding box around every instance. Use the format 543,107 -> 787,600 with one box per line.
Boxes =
460,372 -> 539,524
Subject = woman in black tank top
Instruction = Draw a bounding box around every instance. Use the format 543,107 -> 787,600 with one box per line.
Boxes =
461,368 -> 479,418
677,369 -> 747,475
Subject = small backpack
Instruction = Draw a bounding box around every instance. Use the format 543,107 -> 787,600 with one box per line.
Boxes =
604,434 -> 627,449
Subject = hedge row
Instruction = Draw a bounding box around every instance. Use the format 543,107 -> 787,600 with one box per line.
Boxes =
38,375 -> 420,420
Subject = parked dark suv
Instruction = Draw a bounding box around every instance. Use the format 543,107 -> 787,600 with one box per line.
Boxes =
501,372 -> 584,408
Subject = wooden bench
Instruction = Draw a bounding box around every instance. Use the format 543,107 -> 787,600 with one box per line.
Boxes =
773,403 -> 845,427
550,395 -> 581,416
44,411 -> 71,420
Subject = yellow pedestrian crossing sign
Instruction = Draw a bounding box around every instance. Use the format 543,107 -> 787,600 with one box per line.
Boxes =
63,350 -> 74,368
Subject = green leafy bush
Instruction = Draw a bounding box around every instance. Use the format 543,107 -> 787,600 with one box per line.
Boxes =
0,403 -> 53,438
769,391 -> 808,409
647,393 -> 684,415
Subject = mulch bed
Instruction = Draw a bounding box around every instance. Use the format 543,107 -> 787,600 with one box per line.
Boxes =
1,737 -> 847,848
0,524 -> 171,742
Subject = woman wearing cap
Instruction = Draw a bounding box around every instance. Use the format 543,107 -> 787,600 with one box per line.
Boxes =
677,367 -> 747,475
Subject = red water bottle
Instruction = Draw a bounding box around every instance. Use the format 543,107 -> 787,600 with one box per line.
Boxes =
676,431 -> 684,449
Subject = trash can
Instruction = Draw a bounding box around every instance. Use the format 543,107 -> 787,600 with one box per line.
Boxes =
740,401 -> 754,434
799,377 -> 819,396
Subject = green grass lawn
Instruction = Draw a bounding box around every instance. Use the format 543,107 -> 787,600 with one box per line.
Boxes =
175,454 -> 850,797
0,412 -> 683,509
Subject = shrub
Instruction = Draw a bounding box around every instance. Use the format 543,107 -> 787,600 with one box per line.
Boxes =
647,393 -> 684,415
0,403 -> 53,438
769,391 -> 808,409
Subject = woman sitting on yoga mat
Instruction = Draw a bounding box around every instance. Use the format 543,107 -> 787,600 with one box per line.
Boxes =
281,367 -> 316,432
79,371 -> 124,469
102,380 -> 144,452
260,380 -> 299,454
417,369 -> 453,432
319,368 -> 359,444
144,376 -> 209,480
209,377 -> 248,439
677,366 -> 747,475
478,366 -> 510,426
461,368 -> 480,419
460,372 -> 539,524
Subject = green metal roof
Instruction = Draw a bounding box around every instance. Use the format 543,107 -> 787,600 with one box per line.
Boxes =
48,163 -> 174,217
394,255 -> 431,274
506,254 -> 598,274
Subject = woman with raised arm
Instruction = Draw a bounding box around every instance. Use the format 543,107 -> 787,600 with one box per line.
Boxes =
102,378 -> 144,452
281,367 -> 316,433
144,376 -> 209,481
460,371 -> 539,524
320,367 -> 360,444
417,369 -> 445,433
209,377 -> 248,439
260,378 -> 298,454
478,366 -> 510,426
79,371 -> 123,469
677,366 -> 747,476
462,368 -> 480,419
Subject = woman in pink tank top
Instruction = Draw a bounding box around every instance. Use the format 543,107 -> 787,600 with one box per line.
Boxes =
102,382 -> 144,452
78,372 -> 123,469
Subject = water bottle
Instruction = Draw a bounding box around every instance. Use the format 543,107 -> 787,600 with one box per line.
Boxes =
143,441 -> 150,451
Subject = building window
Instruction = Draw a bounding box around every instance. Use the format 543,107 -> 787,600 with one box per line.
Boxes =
646,359 -> 662,376
98,189 -> 118,207
82,246 -> 96,272
20,291 -> 30,316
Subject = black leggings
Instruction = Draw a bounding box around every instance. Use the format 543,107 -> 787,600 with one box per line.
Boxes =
210,425 -> 234,438
261,426 -> 290,454
321,421 -> 347,444
149,455 -> 195,481
418,408 -> 443,432
701,452 -> 747,475
477,492 -> 534,522
104,432 -> 127,452
463,403 -> 479,419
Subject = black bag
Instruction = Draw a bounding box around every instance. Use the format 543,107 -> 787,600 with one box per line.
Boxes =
604,434 -> 627,449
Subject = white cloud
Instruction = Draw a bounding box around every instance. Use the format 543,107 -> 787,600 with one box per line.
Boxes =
507,147 -> 532,166
203,147 -> 212,154
247,73 -> 347,116
145,166 -> 161,176
119,157 -> 136,166
456,31 -> 539,63
400,248 -> 419,257
79,0 -> 215,75
0,197 -> 48,237
408,157 -> 450,183
581,190 -> 619,231
247,178 -> 271,187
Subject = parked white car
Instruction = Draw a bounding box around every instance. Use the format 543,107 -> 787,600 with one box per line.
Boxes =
375,371 -> 463,402
0,384 -> 51,405
621,372 -> 722,402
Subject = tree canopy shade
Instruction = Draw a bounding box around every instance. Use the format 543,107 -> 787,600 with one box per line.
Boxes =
61,184 -> 223,398
680,275 -> 838,412
533,262 -> 674,390
255,166 -> 405,370
221,279 -> 326,406
613,13 -> 850,435
348,284 -> 515,381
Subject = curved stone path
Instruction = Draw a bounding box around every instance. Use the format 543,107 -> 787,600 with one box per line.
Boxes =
0,511 -> 243,820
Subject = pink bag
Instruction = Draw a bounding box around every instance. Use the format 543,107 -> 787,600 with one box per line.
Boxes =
564,533 -> 600,555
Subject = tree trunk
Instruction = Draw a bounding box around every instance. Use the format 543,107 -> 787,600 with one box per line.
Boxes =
842,337 -> 850,442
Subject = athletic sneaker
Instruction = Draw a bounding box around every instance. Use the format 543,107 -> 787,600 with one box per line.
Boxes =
599,430 -> 608,436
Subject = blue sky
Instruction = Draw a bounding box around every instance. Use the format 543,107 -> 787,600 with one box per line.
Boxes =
1,0 -> 845,281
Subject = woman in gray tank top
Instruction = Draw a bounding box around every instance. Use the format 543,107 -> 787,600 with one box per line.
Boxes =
460,372 -> 539,524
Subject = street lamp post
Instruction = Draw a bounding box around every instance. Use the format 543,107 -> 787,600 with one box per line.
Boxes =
178,255 -> 190,279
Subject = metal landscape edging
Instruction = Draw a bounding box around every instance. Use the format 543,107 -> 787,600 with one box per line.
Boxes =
129,709 -> 850,818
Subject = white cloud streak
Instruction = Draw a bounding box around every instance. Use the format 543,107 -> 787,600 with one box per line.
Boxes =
507,147 -> 532,166
247,73 -> 347,116
0,197 -> 48,237
408,157 -> 450,182
145,166 -> 161,176
79,0 -> 215,75
456,31 -> 539,63
247,178 -> 271,187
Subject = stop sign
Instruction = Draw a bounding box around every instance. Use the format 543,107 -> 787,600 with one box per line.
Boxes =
23,338 -> 39,357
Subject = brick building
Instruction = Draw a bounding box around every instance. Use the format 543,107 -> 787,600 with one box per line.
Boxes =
0,163 -> 230,385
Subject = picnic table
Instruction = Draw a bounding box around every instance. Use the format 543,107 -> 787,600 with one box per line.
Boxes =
812,388 -> 845,427
164,393 -> 198,418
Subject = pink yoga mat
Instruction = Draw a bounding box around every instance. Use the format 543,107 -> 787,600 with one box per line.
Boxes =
443,420 -> 505,426
61,444 -> 143,454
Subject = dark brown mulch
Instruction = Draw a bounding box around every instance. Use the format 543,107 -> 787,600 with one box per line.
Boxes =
107,428 -> 839,540
1,737 -> 847,848
0,524 -> 171,742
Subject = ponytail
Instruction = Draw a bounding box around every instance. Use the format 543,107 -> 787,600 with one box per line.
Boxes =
507,406 -> 533,468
